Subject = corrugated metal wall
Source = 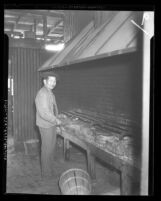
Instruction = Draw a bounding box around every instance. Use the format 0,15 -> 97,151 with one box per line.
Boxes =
9,47 -> 41,143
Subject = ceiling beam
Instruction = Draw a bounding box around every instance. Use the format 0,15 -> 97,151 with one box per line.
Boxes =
13,15 -> 22,30
50,30 -> 63,34
5,30 -> 63,41
47,19 -> 63,35
5,16 -> 35,26
38,36 -> 64,40
16,15 -> 22,24
33,18 -> 37,33
4,18 -> 17,24
6,23 -> 32,31
5,10 -> 64,18
37,10 -> 64,15
43,16 -> 48,39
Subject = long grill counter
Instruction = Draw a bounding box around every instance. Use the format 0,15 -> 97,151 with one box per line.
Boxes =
59,110 -> 141,165
58,110 -> 141,195
63,109 -> 139,137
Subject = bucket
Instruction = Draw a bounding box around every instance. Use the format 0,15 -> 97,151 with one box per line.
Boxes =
59,168 -> 92,195
24,139 -> 39,155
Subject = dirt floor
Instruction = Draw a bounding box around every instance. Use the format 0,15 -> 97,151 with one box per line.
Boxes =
6,136 -> 120,195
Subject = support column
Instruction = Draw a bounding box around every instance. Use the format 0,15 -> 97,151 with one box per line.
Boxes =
63,138 -> 70,161
87,150 -> 96,181
120,167 -> 132,195
141,11 -> 154,195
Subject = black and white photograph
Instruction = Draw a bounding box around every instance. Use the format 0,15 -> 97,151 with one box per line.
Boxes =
3,7 -> 154,196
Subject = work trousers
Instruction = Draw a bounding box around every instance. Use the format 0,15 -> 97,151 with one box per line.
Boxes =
39,126 -> 57,178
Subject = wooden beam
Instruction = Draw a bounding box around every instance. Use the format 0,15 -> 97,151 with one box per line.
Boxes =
4,17 -> 18,23
63,139 -> 70,161
47,19 -> 63,35
14,15 -> 22,30
16,15 -> 22,24
140,11 -> 154,195
43,16 -> 47,39
5,10 -> 64,18
87,150 -> 96,180
44,36 -> 63,40
33,18 -> 37,33
5,21 -> 32,31
49,30 -> 63,35
14,24 -> 32,31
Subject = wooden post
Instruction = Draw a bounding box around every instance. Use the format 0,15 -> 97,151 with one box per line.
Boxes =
33,18 -> 37,36
141,11 -> 154,195
63,138 -> 70,161
120,166 -> 132,195
43,16 -> 47,41
87,150 -> 96,181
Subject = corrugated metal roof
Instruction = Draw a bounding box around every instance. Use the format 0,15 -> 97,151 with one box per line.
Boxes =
39,11 -> 138,71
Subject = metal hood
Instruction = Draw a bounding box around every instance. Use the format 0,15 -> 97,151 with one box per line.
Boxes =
39,11 -> 139,71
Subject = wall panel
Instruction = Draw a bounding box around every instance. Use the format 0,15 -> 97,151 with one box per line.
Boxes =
9,47 -> 42,143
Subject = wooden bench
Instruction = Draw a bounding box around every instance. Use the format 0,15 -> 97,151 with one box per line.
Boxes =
57,127 -> 141,195
58,129 -> 96,181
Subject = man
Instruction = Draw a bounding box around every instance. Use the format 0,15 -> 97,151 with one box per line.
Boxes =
35,71 -> 61,179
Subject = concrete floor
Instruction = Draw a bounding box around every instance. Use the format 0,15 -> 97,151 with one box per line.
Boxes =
6,136 -> 120,195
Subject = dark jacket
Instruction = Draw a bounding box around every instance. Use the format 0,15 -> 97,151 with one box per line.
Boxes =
35,86 -> 58,128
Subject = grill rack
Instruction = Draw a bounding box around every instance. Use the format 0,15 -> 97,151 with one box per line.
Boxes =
62,110 -> 133,139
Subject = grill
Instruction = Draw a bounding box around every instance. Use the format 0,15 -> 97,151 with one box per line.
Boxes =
59,109 -> 141,162
62,108 -> 138,139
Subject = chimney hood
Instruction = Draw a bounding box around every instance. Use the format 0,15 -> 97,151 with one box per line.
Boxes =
38,11 -> 140,71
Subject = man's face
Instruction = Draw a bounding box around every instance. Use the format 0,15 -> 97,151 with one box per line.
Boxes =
44,76 -> 56,90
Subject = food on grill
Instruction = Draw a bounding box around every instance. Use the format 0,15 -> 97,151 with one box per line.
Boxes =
59,114 -> 135,161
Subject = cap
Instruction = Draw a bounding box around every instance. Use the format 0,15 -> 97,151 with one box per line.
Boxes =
40,71 -> 59,80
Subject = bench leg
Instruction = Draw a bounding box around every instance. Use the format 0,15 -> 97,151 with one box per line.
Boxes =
120,167 -> 132,195
63,138 -> 70,161
87,150 -> 96,181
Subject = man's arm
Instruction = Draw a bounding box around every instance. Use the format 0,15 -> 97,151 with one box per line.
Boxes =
53,95 -> 59,116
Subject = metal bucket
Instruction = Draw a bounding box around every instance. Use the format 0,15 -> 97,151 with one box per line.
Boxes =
59,168 -> 92,195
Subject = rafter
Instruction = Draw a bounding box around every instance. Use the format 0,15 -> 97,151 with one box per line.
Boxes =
47,19 -> 63,35
4,9 -> 65,41
5,10 -> 64,18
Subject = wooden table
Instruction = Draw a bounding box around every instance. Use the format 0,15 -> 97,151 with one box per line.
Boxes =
57,127 -> 141,195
